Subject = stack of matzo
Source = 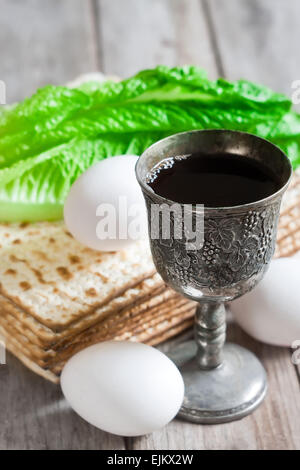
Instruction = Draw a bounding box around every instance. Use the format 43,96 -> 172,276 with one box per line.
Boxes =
275,169 -> 300,258
0,170 -> 299,383
0,222 -> 195,382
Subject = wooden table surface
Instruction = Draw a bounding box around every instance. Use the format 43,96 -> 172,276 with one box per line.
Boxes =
0,0 -> 299,450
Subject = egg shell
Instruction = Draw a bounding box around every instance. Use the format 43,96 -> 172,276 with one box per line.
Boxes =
64,155 -> 147,251
230,257 -> 300,347
61,341 -> 184,436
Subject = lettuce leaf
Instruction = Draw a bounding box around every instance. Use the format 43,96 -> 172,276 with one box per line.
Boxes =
0,65 -> 299,222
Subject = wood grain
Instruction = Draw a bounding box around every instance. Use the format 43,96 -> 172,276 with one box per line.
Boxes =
97,0 -> 219,78
0,0 -> 99,103
206,0 -> 300,97
0,352 -> 125,450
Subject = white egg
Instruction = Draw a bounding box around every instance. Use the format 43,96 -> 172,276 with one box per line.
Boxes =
61,341 -> 184,436
64,155 -> 147,251
230,257 -> 300,347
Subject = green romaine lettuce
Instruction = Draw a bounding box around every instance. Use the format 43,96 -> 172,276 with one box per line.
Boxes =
0,65 -> 299,222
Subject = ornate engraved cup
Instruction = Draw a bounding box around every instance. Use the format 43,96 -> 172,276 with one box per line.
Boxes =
136,130 -> 292,423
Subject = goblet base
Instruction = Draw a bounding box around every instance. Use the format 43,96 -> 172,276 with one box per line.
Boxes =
167,341 -> 267,424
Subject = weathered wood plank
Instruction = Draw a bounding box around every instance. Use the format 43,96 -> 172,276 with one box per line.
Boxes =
97,0 -> 218,78
0,0 -> 99,103
128,322 -> 300,450
206,0 -> 300,97
0,352 -> 125,450
0,0 -> 298,451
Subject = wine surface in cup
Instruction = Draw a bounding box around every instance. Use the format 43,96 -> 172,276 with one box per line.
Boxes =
147,152 -> 280,207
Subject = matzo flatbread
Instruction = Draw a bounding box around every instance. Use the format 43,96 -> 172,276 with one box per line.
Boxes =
0,221 -> 155,328
275,170 -> 300,258
45,298 -> 193,366
0,327 -> 59,383
51,311 -> 195,375
0,295 -> 193,364
0,303 -> 195,371
0,274 -> 165,346
0,287 -> 179,355
0,318 -> 194,384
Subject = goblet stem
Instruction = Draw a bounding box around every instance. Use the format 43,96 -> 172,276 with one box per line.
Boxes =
194,301 -> 226,369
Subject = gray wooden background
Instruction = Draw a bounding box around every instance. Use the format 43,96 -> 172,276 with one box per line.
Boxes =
0,0 -> 299,450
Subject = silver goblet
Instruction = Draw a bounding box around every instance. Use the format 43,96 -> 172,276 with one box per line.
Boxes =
136,130 -> 292,424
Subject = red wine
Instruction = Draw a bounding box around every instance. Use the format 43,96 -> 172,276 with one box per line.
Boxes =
147,152 -> 280,207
